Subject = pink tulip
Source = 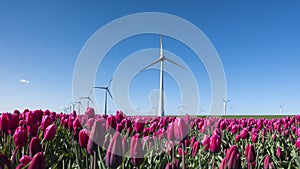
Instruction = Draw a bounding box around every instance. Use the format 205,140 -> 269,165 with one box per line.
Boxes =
40,115 -> 53,131
134,117 -> 145,133
79,129 -> 89,149
14,126 -> 27,147
245,144 -> 256,163
105,132 -> 122,168
130,134 -> 144,167
201,135 -> 210,151
0,113 -> 11,133
209,134 -> 221,153
192,141 -> 200,157
30,137 -> 42,157
85,107 -> 95,119
44,124 -> 57,141
28,152 -> 45,169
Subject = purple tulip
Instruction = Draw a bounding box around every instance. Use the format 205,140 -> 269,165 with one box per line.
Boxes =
79,129 -> 89,149
240,128 -> 249,139
296,137 -> 300,150
0,113 -> 11,133
192,141 -> 200,157
29,137 -> 42,157
130,134 -> 144,167
28,152 -> 45,169
134,117 -> 145,133
85,107 -> 95,119
88,119 -> 106,153
251,132 -> 258,143
20,155 -> 32,165
220,145 -> 242,169
0,153 -> 11,169
245,144 -> 256,163
40,115 -> 53,131
44,124 -> 57,141
106,115 -> 117,132
276,147 -> 281,158
105,132 -> 122,169
263,155 -> 274,169
209,134 -> 221,153
201,135 -> 210,151
14,126 -> 27,147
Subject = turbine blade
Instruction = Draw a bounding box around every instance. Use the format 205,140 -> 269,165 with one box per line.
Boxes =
107,89 -> 113,100
88,97 -> 94,104
165,57 -> 186,70
160,34 -> 163,57
94,86 -> 106,89
140,58 -> 162,72
88,89 -> 93,97
107,77 -> 113,87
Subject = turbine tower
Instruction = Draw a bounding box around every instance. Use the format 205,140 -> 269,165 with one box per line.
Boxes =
94,78 -> 113,115
141,34 -> 186,117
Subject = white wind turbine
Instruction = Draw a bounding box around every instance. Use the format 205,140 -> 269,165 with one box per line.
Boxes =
279,104 -> 284,115
140,34 -> 186,117
73,101 -> 83,114
80,90 -> 94,110
222,98 -> 231,116
94,78 -> 113,115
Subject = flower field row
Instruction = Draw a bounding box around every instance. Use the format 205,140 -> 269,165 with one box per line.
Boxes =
1,108 -> 300,169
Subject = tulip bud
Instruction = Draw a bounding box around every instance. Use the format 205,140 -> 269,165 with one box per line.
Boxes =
201,135 -> 210,151
276,147 -> 281,158
296,137 -> 300,150
235,134 -> 240,142
192,141 -> 200,157
106,115 -> 117,132
134,117 -> 145,133
245,144 -> 256,163
79,129 -> 89,149
130,134 -> 144,167
29,137 -> 42,157
0,113 -> 11,133
251,132 -> 258,143
14,126 -> 27,147
40,115 -> 52,131
240,128 -> 249,139
20,155 -> 32,165
85,107 -> 95,119
88,119 -> 106,153
105,133 -> 122,169
44,124 -> 57,141
263,155 -> 272,169
28,152 -> 45,169
209,134 -> 221,153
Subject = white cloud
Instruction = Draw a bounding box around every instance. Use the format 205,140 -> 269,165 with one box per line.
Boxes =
19,79 -> 30,84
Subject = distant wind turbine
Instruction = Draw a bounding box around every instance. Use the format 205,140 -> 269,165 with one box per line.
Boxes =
94,78 -> 113,115
140,34 -> 186,117
73,101 -> 83,114
222,98 -> 231,116
80,89 -> 94,109
199,107 -> 205,116
279,104 -> 284,115
230,106 -> 235,115
177,104 -> 186,116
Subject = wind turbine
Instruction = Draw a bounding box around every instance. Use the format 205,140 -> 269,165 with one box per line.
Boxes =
230,106 -> 235,115
279,104 -> 284,115
73,101 -> 83,114
222,98 -> 231,116
199,107 -> 205,116
140,34 -> 186,117
94,78 -> 113,115
177,104 -> 186,116
80,89 -> 94,109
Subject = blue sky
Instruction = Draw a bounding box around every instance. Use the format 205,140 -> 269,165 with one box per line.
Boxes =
0,1 -> 300,115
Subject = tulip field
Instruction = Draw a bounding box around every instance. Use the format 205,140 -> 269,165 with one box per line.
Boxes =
1,108 -> 300,169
